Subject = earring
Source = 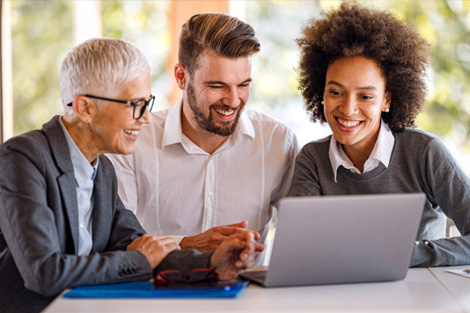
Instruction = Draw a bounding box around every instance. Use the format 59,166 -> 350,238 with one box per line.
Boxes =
384,108 -> 390,113
321,100 -> 325,105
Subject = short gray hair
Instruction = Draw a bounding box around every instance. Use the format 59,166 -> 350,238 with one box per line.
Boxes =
59,38 -> 151,115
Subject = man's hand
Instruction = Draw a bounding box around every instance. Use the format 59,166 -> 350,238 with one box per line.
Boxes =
209,230 -> 264,281
127,234 -> 180,269
180,220 -> 259,252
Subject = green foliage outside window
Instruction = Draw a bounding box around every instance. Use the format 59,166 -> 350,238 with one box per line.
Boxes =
101,0 -> 171,109
10,0 -> 73,134
396,1 -> 470,153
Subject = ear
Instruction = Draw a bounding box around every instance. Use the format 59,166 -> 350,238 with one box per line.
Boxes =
174,64 -> 187,90
71,95 -> 96,124
384,91 -> 392,111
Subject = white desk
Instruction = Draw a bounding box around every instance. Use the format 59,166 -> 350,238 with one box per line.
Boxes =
430,265 -> 470,313
43,267 -> 463,313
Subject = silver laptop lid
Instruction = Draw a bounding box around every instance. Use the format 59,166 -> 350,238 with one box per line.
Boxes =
264,193 -> 425,287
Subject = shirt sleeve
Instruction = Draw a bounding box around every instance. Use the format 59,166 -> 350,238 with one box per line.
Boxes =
270,129 -> 300,205
410,137 -> 470,267
155,250 -> 212,277
172,235 -> 185,245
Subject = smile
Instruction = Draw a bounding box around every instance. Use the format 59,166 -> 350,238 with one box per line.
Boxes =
337,117 -> 362,128
213,107 -> 236,116
124,129 -> 139,136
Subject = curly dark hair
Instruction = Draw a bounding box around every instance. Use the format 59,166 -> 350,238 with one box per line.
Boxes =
296,2 -> 430,132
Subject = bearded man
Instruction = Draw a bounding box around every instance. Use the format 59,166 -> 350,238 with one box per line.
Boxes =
109,13 -> 298,264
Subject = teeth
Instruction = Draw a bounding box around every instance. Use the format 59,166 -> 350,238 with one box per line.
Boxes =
214,108 -> 234,116
124,129 -> 139,136
337,118 -> 361,128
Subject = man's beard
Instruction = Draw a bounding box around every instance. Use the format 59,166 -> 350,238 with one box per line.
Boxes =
186,82 -> 244,137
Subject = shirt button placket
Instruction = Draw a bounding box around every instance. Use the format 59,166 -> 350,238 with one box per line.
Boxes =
202,158 -> 216,232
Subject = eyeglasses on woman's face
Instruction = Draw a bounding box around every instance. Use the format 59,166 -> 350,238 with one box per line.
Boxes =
67,94 -> 155,120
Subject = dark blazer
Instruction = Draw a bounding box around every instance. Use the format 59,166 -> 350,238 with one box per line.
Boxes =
0,116 -> 210,313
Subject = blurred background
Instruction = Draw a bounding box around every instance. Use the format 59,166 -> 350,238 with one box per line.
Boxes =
2,0 -> 470,173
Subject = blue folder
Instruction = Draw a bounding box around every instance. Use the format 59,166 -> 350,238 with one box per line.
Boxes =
63,281 -> 248,299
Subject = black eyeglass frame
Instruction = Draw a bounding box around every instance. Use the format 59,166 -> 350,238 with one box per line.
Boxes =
67,94 -> 155,120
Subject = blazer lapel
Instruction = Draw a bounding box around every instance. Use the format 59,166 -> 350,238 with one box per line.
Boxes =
90,159 -> 112,253
57,173 -> 79,253
42,116 -> 80,254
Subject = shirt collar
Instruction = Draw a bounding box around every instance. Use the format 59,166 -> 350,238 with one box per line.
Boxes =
234,108 -> 255,140
329,119 -> 394,182
368,121 -> 394,168
162,98 -> 185,148
58,117 -> 99,186
162,98 -> 255,150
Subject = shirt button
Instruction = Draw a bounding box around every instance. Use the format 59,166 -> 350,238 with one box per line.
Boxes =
83,194 -> 89,200
208,192 -> 213,197
414,241 -> 420,246
79,223 -> 85,228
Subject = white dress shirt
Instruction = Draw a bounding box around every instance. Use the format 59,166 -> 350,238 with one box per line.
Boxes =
109,99 -> 298,257
329,120 -> 395,181
59,117 -> 98,256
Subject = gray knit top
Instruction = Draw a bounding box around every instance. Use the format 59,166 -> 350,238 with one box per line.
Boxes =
289,129 -> 470,267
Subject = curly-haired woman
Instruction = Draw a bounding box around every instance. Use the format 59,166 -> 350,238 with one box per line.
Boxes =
289,2 -> 470,267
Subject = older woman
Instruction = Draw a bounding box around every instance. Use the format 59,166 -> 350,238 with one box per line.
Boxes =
289,2 -> 470,267
0,38 -> 261,313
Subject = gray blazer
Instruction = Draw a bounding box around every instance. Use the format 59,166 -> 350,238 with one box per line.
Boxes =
0,116 -> 210,313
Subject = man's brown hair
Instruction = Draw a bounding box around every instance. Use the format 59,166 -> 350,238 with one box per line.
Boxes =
178,13 -> 260,74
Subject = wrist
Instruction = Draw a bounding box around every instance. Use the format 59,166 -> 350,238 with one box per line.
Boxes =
179,236 -> 190,249
208,251 -> 217,269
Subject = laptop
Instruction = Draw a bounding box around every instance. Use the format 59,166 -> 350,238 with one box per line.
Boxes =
240,193 -> 425,287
